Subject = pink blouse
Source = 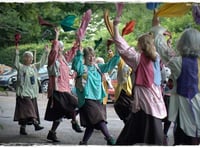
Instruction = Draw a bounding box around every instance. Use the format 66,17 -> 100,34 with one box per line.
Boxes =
114,25 -> 167,119
47,40 -> 78,98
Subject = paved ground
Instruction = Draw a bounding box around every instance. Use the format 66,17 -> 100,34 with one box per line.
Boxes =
0,91 -> 174,146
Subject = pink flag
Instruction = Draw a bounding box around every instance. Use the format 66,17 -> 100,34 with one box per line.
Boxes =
192,5 -> 200,25
115,3 -> 124,18
76,9 -> 92,43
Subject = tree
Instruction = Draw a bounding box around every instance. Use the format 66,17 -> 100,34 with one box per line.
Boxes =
0,2 -> 199,66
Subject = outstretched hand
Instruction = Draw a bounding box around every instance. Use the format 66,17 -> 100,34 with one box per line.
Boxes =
55,27 -> 60,40
44,44 -> 50,52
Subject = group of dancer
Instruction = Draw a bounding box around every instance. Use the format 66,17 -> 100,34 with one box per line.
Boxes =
13,3 -> 200,145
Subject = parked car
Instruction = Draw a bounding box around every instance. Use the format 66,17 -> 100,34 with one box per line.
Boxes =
38,65 -> 49,93
0,64 -> 12,74
0,67 -> 17,91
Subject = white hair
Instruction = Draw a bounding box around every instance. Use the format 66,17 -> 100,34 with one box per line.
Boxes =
23,51 -> 33,57
96,57 -> 105,64
59,40 -> 64,49
150,26 -> 167,38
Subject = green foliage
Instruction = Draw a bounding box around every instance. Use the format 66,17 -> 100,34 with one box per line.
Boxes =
0,42 -> 48,67
0,2 -> 199,65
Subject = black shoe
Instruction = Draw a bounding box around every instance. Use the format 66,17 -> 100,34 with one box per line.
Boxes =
34,124 -> 44,131
20,127 -> 28,135
71,120 -> 83,133
47,131 -> 60,142
79,141 -> 87,145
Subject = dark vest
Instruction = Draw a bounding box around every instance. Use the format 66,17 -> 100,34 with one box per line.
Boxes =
177,57 -> 199,100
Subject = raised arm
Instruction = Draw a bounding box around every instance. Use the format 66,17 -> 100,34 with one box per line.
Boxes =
14,47 -> 22,70
34,45 -> 50,70
48,27 -> 60,67
150,13 -> 176,65
64,41 -> 80,63
72,49 -> 84,76
98,52 -> 120,73
113,14 -> 140,71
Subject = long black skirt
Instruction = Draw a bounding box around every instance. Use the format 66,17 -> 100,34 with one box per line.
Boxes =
44,90 -> 78,121
14,96 -> 40,125
79,99 -> 106,130
114,89 -> 133,123
116,110 -> 164,145
174,113 -> 200,145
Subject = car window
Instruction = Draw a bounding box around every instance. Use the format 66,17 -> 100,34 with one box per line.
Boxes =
38,65 -> 47,74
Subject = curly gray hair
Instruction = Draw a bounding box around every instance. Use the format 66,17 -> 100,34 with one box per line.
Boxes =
177,28 -> 200,57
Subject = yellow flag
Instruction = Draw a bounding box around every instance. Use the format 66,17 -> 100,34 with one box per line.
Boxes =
104,10 -> 114,37
156,3 -> 192,17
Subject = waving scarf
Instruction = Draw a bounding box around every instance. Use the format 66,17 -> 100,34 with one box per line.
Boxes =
94,38 -> 103,50
76,9 -> 92,43
104,9 -> 114,37
15,33 -> 21,48
115,3 -> 124,18
122,20 -> 136,37
155,3 -> 191,17
192,5 -> 200,25
104,3 -> 135,49
146,2 -> 160,10
38,16 -> 55,27
60,15 -> 77,32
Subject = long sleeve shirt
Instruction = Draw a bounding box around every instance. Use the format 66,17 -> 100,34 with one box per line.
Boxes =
114,58 -> 133,101
151,25 -> 200,137
14,50 -> 49,99
114,23 -> 167,119
72,50 -> 120,107
47,40 -> 78,98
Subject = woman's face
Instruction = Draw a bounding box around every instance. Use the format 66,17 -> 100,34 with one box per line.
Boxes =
59,46 -> 64,52
23,54 -> 33,66
85,53 -> 95,66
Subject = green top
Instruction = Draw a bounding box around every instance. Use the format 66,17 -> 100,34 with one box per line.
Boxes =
72,50 -> 120,107
14,50 -> 49,99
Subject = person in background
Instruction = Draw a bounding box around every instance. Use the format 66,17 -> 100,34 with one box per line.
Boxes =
160,65 -> 173,145
72,46 -> 120,145
112,12 -> 167,145
107,48 -> 133,124
151,14 -> 200,145
13,44 -> 49,135
44,27 -> 82,143
96,56 -> 114,106
162,78 -> 173,145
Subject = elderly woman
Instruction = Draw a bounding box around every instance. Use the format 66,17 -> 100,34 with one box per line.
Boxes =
151,18 -> 200,145
72,47 -> 120,145
44,28 -> 82,143
13,45 -> 49,135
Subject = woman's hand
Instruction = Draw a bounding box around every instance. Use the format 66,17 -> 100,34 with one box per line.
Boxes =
55,27 -> 60,40
44,44 -> 50,52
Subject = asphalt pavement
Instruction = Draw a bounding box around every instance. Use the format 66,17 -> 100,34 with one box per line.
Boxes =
0,91 -> 174,146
